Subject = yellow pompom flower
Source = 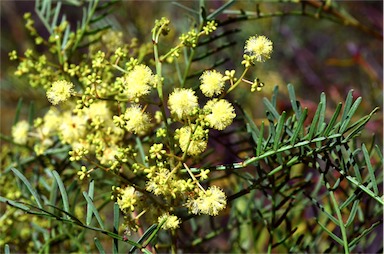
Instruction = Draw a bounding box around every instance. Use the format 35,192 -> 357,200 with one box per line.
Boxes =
158,213 -> 181,230
204,99 -> 236,130
199,70 -> 226,97
12,120 -> 29,145
123,105 -> 151,135
46,80 -> 74,105
244,35 -> 273,62
117,186 -> 137,212
168,88 -> 199,119
186,186 -> 227,216
177,125 -> 208,156
59,112 -> 87,145
125,64 -> 155,100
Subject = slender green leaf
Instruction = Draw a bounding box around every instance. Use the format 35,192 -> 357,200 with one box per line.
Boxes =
340,97 -> 362,133
13,98 -> 23,125
51,1 -> 61,28
273,111 -> 286,150
129,224 -> 158,253
136,137 -> 148,167
172,2 -> 199,14
348,220 -> 382,250
362,144 -> 379,195
257,121 -> 264,157
341,90 -> 354,123
317,220 -> 344,245
317,93 -> 326,134
83,191 -> 105,230
340,191 -> 358,210
290,107 -> 308,145
345,200 -> 360,227
52,170 -> 70,216
11,168 -> 43,208
113,202 -> 119,254
306,102 -> 323,140
323,102 -> 342,136
207,0 -> 236,19
288,83 -> 301,120
86,180 -> 95,225
94,237 -> 106,254
263,98 -> 280,120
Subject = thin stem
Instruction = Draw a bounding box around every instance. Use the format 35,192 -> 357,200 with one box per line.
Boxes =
328,186 -> 350,253
223,67 -> 250,96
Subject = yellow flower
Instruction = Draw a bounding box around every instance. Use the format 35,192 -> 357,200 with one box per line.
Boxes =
12,120 -> 29,145
158,213 -> 181,230
41,108 -> 61,136
186,186 -> 226,216
46,80 -> 74,105
117,186 -> 137,212
244,35 -> 273,62
204,99 -> 235,130
59,112 -> 87,145
125,64 -> 154,100
177,125 -> 208,156
168,88 -> 198,119
199,70 -> 225,97
123,105 -> 151,135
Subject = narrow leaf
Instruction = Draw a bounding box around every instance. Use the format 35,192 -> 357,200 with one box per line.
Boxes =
348,220 -> 382,250
263,97 -> 280,120
273,111 -> 286,150
290,107 -> 308,145
341,90 -> 354,123
307,102 -> 323,140
13,98 -> 23,125
11,168 -> 43,208
207,0 -> 236,19
129,224 -> 158,253
94,237 -> 106,254
288,83 -> 301,120
113,202 -> 119,254
362,144 -> 379,195
83,192 -> 105,230
86,180 -> 95,226
257,121 -> 264,157
345,200 -> 359,227
340,97 -> 362,133
317,93 -> 326,134
51,1 -> 61,28
317,220 -> 344,245
271,85 -> 279,107
52,170 -> 70,216
323,102 -> 342,136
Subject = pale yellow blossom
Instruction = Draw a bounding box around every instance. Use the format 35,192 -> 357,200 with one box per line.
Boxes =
46,80 -> 74,105
12,120 -> 29,145
199,70 -> 226,97
168,88 -> 198,119
204,99 -> 235,130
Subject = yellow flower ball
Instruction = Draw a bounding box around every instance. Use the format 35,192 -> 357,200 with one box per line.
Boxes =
204,99 -> 236,130
244,35 -> 273,62
46,80 -> 74,105
168,88 -> 198,119
199,70 -> 225,97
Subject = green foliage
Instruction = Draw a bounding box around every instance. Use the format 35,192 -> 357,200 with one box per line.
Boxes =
1,0 -> 382,253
